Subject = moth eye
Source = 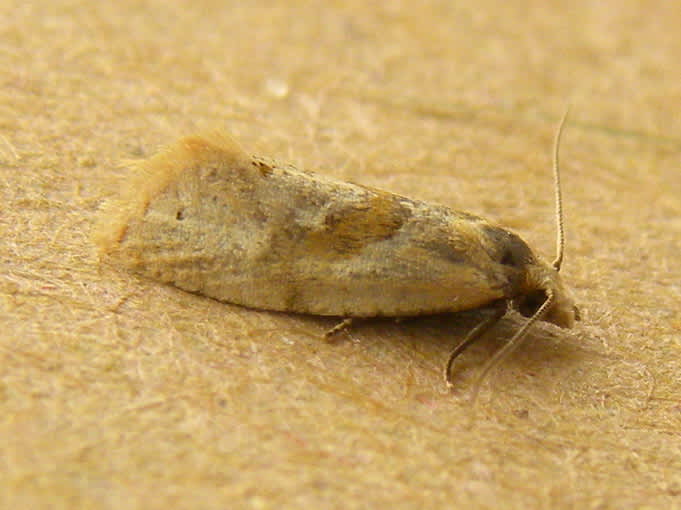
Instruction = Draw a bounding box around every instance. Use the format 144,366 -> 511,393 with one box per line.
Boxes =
517,289 -> 548,318
176,209 -> 185,221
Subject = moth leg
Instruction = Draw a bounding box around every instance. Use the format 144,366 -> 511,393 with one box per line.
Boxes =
324,318 -> 355,341
445,303 -> 507,389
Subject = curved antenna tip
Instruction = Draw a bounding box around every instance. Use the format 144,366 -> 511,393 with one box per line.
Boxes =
552,107 -> 571,271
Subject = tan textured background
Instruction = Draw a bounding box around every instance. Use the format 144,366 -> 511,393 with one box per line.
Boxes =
2,1 -> 681,509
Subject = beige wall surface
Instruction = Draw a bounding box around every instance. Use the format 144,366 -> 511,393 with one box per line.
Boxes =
2,1 -> 680,509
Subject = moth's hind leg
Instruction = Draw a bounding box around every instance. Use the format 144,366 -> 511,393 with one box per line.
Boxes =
324,318 -> 355,341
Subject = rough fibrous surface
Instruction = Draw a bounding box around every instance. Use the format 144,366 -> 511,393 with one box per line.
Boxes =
2,1 -> 681,509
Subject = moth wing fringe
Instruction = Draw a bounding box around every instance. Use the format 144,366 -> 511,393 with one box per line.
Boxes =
92,130 -> 250,257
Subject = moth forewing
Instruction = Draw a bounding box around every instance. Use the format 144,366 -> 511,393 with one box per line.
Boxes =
96,133 -> 522,317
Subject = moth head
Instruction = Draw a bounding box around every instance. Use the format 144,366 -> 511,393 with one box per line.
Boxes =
489,226 -> 579,328
500,107 -> 578,329
451,110 -> 579,401
514,260 -> 579,328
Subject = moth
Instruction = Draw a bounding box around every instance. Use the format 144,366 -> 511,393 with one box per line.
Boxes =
94,113 -> 578,393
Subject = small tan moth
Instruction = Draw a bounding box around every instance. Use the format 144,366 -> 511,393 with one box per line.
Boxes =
94,114 -> 578,392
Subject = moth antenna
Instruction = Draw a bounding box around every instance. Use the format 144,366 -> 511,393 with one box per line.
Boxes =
470,289 -> 555,407
552,107 -> 571,271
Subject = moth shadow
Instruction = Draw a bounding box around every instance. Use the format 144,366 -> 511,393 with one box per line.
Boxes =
273,307 -> 591,396
327,309 -> 590,389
